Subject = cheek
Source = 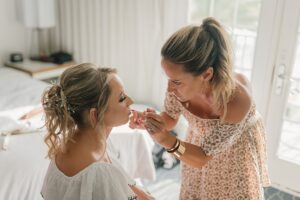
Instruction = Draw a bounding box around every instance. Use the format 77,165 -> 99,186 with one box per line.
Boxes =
103,109 -> 114,125
179,84 -> 191,93
115,105 -> 130,125
104,104 -> 129,127
179,83 -> 198,97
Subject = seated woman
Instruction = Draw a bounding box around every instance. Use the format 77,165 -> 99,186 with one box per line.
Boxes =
41,63 -> 154,200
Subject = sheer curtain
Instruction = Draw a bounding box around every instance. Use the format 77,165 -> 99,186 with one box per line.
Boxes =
50,0 -> 188,109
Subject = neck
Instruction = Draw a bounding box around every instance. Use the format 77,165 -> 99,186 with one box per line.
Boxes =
105,126 -> 113,138
73,125 -> 111,152
193,90 -> 214,106
189,90 -> 219,113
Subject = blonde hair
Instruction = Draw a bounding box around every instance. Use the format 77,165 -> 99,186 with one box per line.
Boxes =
161,17 -> 236,117
42,63 -> 116,159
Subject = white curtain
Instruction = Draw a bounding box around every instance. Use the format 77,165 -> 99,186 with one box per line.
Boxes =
50,0 -> 188,109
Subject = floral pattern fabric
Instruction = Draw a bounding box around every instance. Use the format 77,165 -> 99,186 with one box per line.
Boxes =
164,92 -> 270,200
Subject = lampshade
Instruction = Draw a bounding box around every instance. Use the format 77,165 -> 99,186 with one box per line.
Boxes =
16,0 -> 56,28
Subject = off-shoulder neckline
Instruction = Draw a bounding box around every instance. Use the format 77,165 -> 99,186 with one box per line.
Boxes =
180,99 -> 255,124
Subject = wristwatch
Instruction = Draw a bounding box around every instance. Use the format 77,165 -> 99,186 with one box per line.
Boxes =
173,140 -> 186,158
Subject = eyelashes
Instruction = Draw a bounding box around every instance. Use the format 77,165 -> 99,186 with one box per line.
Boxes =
173,81 -> 181,85
119,95 -> 127,102
170,80 -> 181,86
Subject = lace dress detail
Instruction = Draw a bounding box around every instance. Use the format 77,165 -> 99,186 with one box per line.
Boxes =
164,92 -> 270,200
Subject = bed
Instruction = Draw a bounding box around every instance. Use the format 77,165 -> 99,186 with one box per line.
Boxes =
0,67 -> 156,200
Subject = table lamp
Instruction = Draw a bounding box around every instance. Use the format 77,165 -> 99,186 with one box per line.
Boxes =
16,0 -> 56,61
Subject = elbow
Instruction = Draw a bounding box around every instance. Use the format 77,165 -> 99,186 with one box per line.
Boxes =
196,159 -> 210,168
189,155 -> 212,169
189,161 -> 207,169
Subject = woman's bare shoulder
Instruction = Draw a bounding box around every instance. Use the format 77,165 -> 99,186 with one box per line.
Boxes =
234,72 -> 252,93
223,73 -> 252,124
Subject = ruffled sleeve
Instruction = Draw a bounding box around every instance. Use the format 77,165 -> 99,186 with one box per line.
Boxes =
92,164 -> 137,200
110,155 -> 136,186
200,105 -> 257,156
163,92 -> 183,119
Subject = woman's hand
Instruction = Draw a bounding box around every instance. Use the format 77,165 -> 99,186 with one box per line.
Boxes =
129,185 -> 156,200
129,108 -> 156,130
129,110 -> 145,129
144,112 -> 174,147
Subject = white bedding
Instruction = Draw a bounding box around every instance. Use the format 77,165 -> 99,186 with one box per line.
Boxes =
0,67 -> 155,200
0,68 -> 49,111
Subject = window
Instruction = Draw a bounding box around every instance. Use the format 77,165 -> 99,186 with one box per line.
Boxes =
189,0 -> 262,79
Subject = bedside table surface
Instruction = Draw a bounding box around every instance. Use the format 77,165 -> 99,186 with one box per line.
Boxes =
5,60 -> 76,73
4,60 -> 76,80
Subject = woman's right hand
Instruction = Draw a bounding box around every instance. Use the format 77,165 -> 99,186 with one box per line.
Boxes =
129,185 -> 156,200
129,108 -> 156,129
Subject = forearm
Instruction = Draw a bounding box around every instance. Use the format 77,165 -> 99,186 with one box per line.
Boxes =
179,142 -> 212,168
159,134 -> 212,168
160,112 -> 178,131
145,112 -> 211,168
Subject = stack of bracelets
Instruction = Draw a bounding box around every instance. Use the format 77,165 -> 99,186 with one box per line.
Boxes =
166,138 -> 186,158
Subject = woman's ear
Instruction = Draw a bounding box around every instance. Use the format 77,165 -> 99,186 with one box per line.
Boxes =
202,67 -> 214,81
89,108 -> 98,128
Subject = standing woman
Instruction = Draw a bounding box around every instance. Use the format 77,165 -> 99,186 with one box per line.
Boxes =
132,17 -> 270,199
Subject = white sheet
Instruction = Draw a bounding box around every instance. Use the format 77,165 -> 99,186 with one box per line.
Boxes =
0,132 -> 48,200
109,125 -> 155,181
0,127 -> 155,200
0,67 -> 49,111
0,68 -> 156,200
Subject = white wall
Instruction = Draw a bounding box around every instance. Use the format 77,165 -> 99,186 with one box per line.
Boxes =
51,0 -> 188,109
0,0 -> 28,65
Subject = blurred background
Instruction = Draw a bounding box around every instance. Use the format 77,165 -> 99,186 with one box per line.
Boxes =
0,0 -> 300,199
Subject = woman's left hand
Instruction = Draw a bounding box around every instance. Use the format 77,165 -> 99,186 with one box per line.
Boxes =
144,112 -> 171,145
130,185 -> 156,200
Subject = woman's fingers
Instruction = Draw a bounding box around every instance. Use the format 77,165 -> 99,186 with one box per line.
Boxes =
145,123 -> 158,133
129,120 -> 136,129
146,112 -> 163,124
146,108 -> 156,113
129,110 -> 146,129
145,118 -> 162,130
145,118 -> 164,135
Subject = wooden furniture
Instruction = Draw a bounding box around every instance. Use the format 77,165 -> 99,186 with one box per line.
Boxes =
4,60 -> 76,81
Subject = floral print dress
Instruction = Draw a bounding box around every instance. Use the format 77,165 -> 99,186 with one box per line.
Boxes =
164,92 -> 270,200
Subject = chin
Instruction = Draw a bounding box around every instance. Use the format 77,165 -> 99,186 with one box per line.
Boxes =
118,116 -> 130,126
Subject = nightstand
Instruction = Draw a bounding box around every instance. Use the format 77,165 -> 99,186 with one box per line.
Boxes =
4,60 -> 76,82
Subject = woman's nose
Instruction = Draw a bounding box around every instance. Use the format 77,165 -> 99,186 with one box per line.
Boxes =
127,96 -> 134,106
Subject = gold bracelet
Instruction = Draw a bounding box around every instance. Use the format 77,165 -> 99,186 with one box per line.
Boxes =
166,138 -> 180,153
173,140 -> 186,159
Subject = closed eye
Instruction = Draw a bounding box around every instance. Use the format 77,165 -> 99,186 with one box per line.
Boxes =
119,94 -> 127,102
172,81 -> 181,85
